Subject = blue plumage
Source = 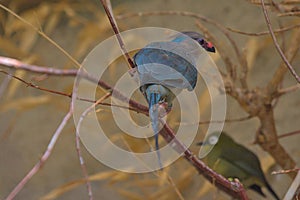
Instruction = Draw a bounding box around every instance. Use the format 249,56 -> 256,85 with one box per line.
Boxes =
133,31 -> 215,169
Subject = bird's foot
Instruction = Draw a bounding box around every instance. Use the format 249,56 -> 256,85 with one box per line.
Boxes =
128,68 -> 137,77
158,102 -> 171,118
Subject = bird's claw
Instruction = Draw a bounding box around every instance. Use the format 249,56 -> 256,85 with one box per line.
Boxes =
128,68 -> 137,77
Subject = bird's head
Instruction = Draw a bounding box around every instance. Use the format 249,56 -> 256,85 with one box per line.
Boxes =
197,133 -> 219,146
197,132 -> 229,146
197,131 -> 231,146
173,31 -> 216,53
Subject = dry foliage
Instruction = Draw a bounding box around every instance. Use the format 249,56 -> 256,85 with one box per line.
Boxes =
0,0 -> 300,200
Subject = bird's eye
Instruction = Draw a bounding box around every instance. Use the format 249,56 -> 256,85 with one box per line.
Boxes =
198,39 -> 204,45
208,136 -> 218,145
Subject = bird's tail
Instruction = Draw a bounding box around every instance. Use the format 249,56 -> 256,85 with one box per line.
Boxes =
149,92 -> 163,169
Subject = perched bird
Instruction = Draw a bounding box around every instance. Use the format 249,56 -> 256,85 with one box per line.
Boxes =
198,132 -> 280,200
133,31 -> 215,168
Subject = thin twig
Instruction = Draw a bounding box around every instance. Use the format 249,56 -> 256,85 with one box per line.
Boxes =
0,56 -> 78,75
0,56 -> 248,199
1,67 -> 183,199
278,129 -> 300,139
279,11 -> 300,16
267,28 -> 300,93
194,21 -> 235,79
272,168 -> 300,175
0,69 -> 146,114
5,109 -> 73,200
0,65 -> 248,199
120,135 -> 185,200
110,8 -> 248,199
165,174 -> 185,200
0,4 -> 80,68
0,70 -> 74,98
117,10 -> 250,87
227,23 -> 300,36
260,0 -> 300,83
74,91 -> 112,200
178,115 -> 253,126
200,115 -> 253,124
0,56 -> 149,113
281,0 -> 300,5
99,0 -> 135,69
276,84 -> 300,96
159,121 -> 248,199
0,3 -> 250,196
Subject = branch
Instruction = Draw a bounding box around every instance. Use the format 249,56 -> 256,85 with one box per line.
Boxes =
98,5 -> 249,198
99,0 -> 135,69
5,109 -> 73,200
74,92 -> 112,200
261,0 -> 300,83
0,56 -> 148,113
199,115 -> 253,124
276,83 -> 300,96
278,11 -> 300,16
227,23 -> 300,36
194,21 -> 236,79
0,4 -> 80,68
278,129 -> 300,139
272,168 -> 300,175
0,69 -> 146,115
159,122 -> 248,199
0,69 -> 74,98
0,56 -> 248,199
267,29 -> 300,93
117,10 -> 250,87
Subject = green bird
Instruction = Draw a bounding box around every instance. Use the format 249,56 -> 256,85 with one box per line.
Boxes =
197,132 -> 280,200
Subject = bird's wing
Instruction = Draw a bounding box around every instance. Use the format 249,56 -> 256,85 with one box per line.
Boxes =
219,142 -> 267,181
134,41 -> 198,91
218,141 -> 281,200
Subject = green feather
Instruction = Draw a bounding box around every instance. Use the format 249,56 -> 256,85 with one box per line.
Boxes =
199,132 -> 280,200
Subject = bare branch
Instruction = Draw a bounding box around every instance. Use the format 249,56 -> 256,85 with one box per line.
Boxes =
74,92 -> 112,200
276,84 -> 300,96
5,109 -> 73,200
117,11 -> 250,88
0,70 -> 74,98
0,55 -> 249,199
199,115 -> 253,124
99,0 -> 135,69
227,23 -> 300,36
0,56 -> 149,113
272,168 -> 300,175
260,0 -> 300,83
159,121 -> 249,199
279,11 -> 300,16
278,129 -> 300,139
195,21 -> 235,79
267,29 -> 300,93
0,4 -> 80,68
0,69 -> 145,114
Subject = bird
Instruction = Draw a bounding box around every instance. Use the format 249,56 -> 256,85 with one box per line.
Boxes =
197,132 -> 280,200
133,31 -> 216,168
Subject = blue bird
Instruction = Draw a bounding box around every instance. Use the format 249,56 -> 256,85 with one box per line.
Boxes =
133,31 -> 216,168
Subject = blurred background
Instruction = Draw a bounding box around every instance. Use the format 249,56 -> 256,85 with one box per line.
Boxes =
0,0 -> 299,199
